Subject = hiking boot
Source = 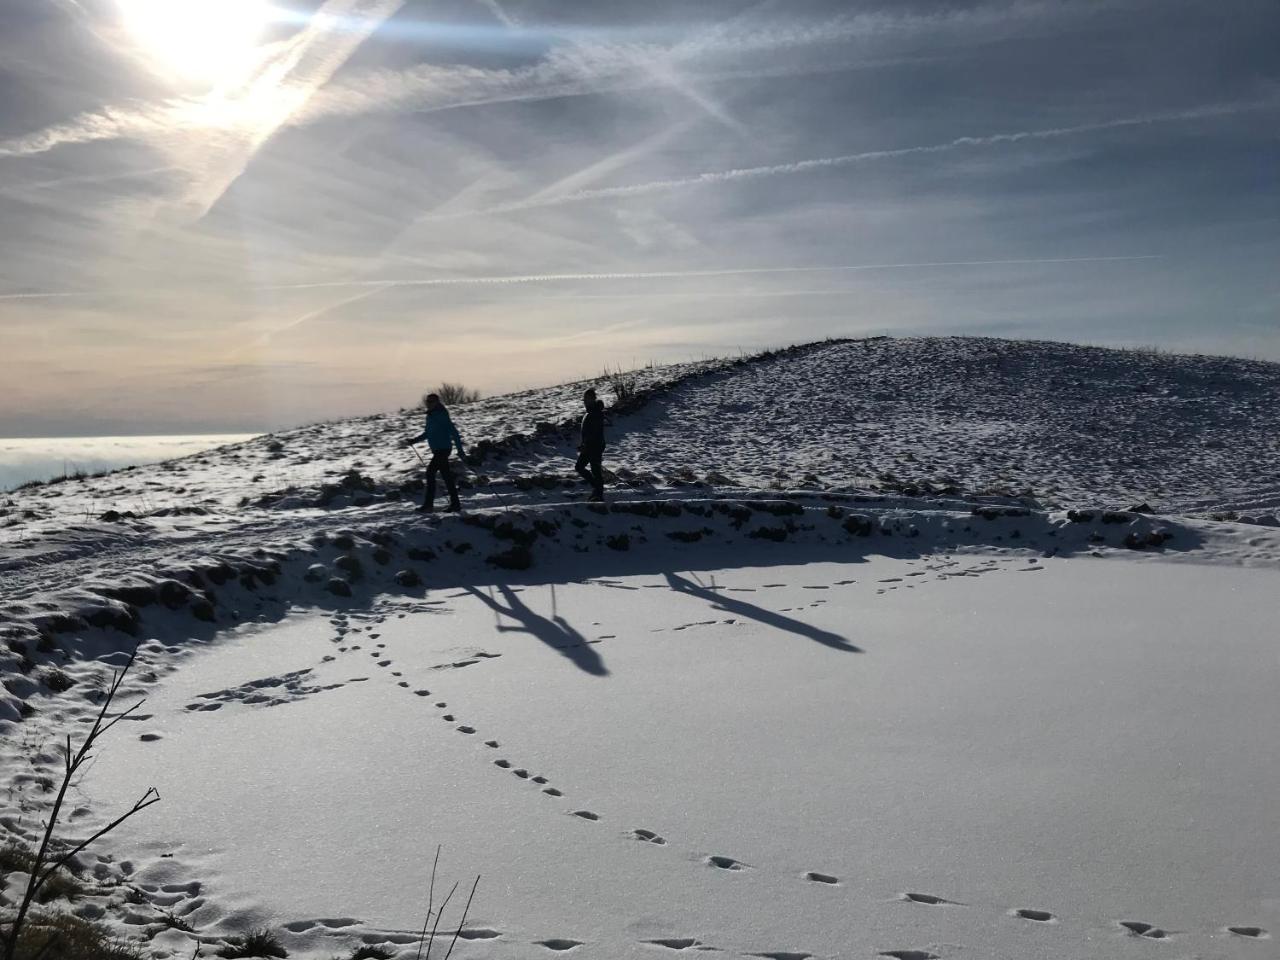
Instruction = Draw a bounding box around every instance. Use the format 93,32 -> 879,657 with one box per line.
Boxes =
415,503 -> 434,513
445,500 -> 462,512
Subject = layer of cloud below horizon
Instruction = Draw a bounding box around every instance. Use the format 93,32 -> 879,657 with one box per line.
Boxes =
1,0 -> 1277,435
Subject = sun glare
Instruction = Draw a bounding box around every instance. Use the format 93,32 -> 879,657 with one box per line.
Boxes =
120,0 -> 273,85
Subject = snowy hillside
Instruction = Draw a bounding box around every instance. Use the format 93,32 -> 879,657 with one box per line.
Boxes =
2,337 -> 1279,960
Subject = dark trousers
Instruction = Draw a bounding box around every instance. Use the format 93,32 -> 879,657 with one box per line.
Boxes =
425,449 -> 459,507
575,445 -> 604,497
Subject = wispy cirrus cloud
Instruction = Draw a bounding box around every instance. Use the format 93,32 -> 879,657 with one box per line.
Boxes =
0,0 -> 403,219
0,0 -> 1094,165
426,96 -> 1279,220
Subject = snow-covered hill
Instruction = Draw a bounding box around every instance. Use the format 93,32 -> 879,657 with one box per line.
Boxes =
2,337 -> 1280,960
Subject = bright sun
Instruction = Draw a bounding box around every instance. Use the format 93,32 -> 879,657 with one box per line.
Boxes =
119,0 -> 273,85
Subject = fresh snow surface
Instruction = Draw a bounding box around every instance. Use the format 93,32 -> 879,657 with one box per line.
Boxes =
87,556 -> 1280,960
3,336 -> 1280,960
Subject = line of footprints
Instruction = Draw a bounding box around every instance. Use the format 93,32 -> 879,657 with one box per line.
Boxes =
312,606 -> 1272,957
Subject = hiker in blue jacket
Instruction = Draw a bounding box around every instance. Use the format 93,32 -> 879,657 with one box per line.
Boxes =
403,393 -> 466,512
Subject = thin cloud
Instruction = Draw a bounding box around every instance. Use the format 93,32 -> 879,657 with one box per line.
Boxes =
434,98 -> 1277,219
0,1 -> 1070,163
0,0 -> 403,220
0,256 -> 1165,304
269,256 -> 1163,291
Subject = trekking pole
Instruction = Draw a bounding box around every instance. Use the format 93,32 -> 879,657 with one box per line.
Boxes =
452,448 -> 511,515
407,442 -> 428,468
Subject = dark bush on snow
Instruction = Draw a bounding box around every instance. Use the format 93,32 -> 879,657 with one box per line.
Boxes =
605,533 -> 630,551
7,910 -> 141,960
394,569 -> 423,587
41,668 -> 74,693
487,545 -> 533,570
712,502 -> 753,528
348,947 -> 395,960
218,928 -> 288,958
748,526 -> 788,542
603,367 -> 639,407
334,555 -> 364,581
493,521 -> 538,547
754,500 -> 804,517
426,382 -> 481,406
667,529 -> 713,543
842,514 -> 874,537
971,505 -> 1031,520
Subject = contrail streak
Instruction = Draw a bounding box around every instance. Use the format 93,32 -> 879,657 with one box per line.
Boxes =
438,98 -> 1275,219
0,291 -> 89,302
0,256 -> 1163,304
266,256 -> 1164,292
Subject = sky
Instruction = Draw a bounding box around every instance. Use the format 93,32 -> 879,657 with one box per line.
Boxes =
0,0 -> 1277,436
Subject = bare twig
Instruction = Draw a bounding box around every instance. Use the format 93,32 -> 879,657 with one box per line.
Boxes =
424,881 -> 457,960
414,844 -> 441,960
442,875 -> 480,960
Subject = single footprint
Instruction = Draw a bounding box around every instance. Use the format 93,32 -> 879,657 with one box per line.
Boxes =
1227,926 -> 1268,939
543,787 -> 563,797
1014,909 -> 1055,922
706,855 -> 746,871
484,740 -> 499,748
632,829 -> 666,845
398,681 -> 409,688
803,872 -> 838,885
1119,921 -> 1168,939
752,953 -> 811,960
413,690 -> 431,696
435,702 -> 447,708
902,893 -> 950,905
644,938 -> 699,950
571,810 -> 599,821
532,776 -> 548,784
457,725 -> 475,734
536,940 -> 582,952
456,928 -> 502,940
139,733 -> 162,742
513,769 -> 530,779
494,759 -> 512,769
879,952 -> 938,960
442,714 -> 455,721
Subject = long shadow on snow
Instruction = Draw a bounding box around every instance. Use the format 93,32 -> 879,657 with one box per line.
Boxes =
664,571 -> 860,653
463,584 -> 608,676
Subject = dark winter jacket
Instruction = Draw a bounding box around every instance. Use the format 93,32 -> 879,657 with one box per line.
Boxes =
580,399 -> 606,451
412,406 -> 465,454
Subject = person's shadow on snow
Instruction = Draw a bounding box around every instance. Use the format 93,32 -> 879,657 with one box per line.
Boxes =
465,584 -> 609,676
664,572 -> 861,653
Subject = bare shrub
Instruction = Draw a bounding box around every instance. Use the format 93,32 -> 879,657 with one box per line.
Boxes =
0,650 -> 159,960
7,911 -> 143,960
424,383 -> 481,407
602,367 -> 639,405
217,928 -> 287,958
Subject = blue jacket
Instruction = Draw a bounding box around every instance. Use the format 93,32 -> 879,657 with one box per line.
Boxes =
412,407 -> 465,454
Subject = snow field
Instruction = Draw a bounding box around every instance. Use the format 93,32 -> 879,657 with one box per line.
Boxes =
80,556 -> 1280,960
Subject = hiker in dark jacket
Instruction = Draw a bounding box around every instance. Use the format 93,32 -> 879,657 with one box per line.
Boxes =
403,393 -> 466,512
575,388 -> 606,502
